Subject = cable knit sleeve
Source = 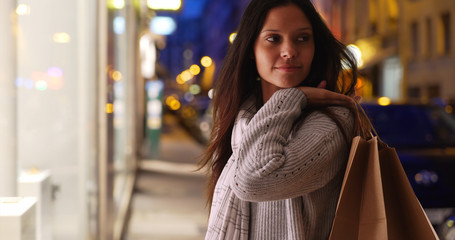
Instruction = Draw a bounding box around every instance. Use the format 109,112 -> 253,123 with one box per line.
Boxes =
231,88 -> 354,202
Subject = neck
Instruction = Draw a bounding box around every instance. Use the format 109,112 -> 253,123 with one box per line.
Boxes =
261,79 -> 282,104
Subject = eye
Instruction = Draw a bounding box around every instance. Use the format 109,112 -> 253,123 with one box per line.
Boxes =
297,34 -> 311,42
265,35 -> 280,42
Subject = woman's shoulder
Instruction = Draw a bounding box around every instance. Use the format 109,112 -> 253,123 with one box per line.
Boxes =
326,106 -> 354,122
309,106 -> 353,123
295,106 -> 354,136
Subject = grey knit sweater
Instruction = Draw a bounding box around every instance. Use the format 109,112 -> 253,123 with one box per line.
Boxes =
205,88 -> 354,240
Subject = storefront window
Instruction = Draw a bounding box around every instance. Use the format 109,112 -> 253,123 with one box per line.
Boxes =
1,0 -> 141,239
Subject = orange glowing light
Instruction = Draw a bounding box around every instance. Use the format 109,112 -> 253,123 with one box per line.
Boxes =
106,103 -> 114,113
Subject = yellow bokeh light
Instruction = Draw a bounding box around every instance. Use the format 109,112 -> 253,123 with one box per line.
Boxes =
181,70 -> 193,82
166,95 -> 177,106
201,56 -> 213,68
169,99 -> 181,111
53,33 -> 71,43
355,38 -> 378,67
378,97 -> 391,106
106,103 -> 114,113
176,74 -> 185,84
112,71 -> 122,81
107,0 -> 125,9
147,0 -> 181,10
189,64 -> 201,75
16,4 -> 30,15
229,32 -> 237,44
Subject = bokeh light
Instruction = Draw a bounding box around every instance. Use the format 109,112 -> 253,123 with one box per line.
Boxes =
106,103 -> 114,113
199,121 -> 210,132
148,118 -> 162,129
35,81 -> 47,91
112,71 -> 123,81
48,67 -> 63,77
165,95 -> 179,106
201,56 -> 213,68
184,92 -> 195,102
107,0 -> 125,9
47,67 -> 64,90
16,4 -> 30,15
208,89 -> 214,99
169,100 -> 181,110
378,97 -> 391,106
24,79 -> 34,89
114,16 -> 126,35
189,64 -> 201,75
181,70 -> 193,82
53,33 -> 71,43
165,95 -> 181,111
150,16 -> 177,36
347,44 -> 363,67
183,49 -> 193,60
176,74 -> 185,84
229,32 -> 237,44
189,84 -> 201,95
15,78 -> 24,87
147,0 -> 181,10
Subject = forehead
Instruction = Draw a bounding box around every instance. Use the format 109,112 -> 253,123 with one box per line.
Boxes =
262,4 -> 311,29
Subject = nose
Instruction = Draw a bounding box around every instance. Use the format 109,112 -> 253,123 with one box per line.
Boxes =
281,41 -> 298,59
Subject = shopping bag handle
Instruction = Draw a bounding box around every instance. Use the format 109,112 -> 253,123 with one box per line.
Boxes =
353,101 -> 389,149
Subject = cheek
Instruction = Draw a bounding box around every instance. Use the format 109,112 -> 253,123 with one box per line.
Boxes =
254,51 -> 268,75
305,47 -> 315,62
302,49 -> 315,68
255,49 -> 274,71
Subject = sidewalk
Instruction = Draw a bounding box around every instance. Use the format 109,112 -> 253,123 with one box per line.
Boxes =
126,113 -> 209,240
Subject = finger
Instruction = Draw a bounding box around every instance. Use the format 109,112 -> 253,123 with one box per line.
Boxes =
317,80 -> 327,89
326,92 -> 355,106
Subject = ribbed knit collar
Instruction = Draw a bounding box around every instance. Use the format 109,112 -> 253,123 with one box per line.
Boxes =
231,97 -> 257,152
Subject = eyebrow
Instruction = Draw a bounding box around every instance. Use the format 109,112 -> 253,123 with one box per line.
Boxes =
261,27 -> 312,33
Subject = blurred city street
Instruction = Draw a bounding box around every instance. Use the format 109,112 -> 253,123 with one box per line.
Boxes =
126,113 -> 209,240
1,0 -> 455,239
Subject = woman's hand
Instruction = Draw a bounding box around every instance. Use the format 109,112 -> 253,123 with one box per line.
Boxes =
297,81 -> 357,108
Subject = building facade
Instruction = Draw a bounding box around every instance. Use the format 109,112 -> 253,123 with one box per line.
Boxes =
399,0 -> 455,104
314,0 -> 454,105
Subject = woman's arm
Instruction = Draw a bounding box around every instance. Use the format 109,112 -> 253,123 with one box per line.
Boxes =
231,88 -> 354,201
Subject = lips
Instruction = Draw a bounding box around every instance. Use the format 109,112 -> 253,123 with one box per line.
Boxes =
274,65 -> 302,72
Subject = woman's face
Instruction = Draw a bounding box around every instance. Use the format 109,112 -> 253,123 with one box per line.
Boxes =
254,4 -> 315,99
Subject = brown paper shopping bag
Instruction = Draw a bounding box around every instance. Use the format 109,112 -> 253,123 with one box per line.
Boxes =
379,143 -> 439,239
329,136 -> 387,240
329,109 -> 439,239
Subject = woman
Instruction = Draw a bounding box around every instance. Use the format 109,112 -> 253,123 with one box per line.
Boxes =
199,0 -> 359,239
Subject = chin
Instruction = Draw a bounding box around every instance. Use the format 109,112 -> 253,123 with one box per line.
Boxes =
279,79 -> 305,88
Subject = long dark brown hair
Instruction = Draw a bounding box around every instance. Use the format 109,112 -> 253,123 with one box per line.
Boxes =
198,0 -> 359,207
